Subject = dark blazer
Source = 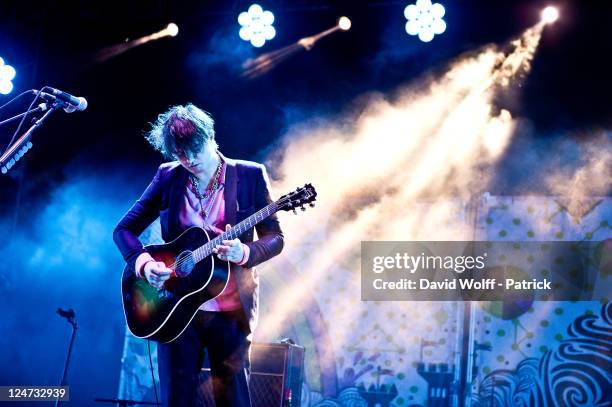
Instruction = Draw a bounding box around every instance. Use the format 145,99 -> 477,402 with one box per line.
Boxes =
113,153 -> 284,333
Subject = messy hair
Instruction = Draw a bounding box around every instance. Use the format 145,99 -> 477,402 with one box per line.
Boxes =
146,103 -> 217,159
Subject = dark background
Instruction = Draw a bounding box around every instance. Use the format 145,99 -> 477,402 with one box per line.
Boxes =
0,0 -> 610,404
1,0 -> 611,198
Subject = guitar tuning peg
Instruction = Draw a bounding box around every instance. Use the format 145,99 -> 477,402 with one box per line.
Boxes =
300,206 -> 306,211
309,202 -> 315,208
293,208 -> 297,214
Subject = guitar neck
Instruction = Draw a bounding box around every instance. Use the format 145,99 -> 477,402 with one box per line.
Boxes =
192,202 -> 279,262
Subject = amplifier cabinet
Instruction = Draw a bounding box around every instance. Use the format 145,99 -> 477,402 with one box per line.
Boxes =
197,341 -> 305,407
250,342 -> 305,407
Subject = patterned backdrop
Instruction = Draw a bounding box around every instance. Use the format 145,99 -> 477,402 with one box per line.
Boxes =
118,195 -> 611,406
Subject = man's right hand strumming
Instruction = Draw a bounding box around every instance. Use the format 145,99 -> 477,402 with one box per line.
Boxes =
136,253 -> 172,289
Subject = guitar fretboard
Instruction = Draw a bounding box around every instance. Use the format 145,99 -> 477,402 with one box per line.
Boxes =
192,202 -> 279,263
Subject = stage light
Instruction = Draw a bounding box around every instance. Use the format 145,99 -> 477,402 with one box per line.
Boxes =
404,0 -> 446,42
94,23 -> 178,63
338,16 -> 351,31
166,23 -> 179,37
0,80 -> 13,95
0,57 -> 16,95
238,4 -> 276,48
541,6 -> 559,24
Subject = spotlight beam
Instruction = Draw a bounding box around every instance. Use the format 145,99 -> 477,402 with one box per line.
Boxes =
255,23 -> 546,340
94,23 -> 179,63
242,17 -> 351,78
298,25 -> 341,50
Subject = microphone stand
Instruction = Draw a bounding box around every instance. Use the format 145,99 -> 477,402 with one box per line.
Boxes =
0,103 -> 49,127
0,100 -> 64,174
55,308 -> 78,407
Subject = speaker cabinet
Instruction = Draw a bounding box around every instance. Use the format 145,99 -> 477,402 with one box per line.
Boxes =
197,341 -> 305,407
250,342 -> 305,407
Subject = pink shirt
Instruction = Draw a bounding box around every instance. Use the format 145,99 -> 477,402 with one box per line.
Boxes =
180,162 -> 243,312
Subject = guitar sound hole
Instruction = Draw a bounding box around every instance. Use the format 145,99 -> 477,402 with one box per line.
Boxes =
175,251 -> 195,277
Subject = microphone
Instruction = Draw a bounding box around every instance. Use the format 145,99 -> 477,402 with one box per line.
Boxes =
57,308 -> 76,320
34,87 -> 88,113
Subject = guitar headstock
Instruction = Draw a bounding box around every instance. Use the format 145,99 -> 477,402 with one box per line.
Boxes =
276,183 -> 317,213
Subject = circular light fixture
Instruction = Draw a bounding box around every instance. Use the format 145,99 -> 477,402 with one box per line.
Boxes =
166,23 -> 179,37
404,0 -> 446,42
238,4 -> 276,48
338,16 -> 352,31
541,6 -> 559,24
0,57 -> 16,95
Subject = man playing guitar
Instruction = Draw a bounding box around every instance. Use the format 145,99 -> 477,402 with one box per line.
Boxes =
113,103 -> 284,406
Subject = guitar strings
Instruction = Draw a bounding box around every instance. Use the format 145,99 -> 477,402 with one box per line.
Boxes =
170,187 -> 312,270
167,195 -> 294,270
169,206 -> 268,270
168,201 -> 284,271
169,208 -> 263,269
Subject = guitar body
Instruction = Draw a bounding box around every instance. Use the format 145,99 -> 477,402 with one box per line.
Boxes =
121,227 -> 230,343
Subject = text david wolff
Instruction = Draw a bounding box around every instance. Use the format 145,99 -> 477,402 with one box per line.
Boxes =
372,278 -> 552,291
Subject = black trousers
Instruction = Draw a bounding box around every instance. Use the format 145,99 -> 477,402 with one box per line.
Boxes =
157,310 -> 252,407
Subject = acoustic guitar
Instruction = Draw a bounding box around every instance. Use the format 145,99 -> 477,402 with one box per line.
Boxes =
121,183 -> 317,343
